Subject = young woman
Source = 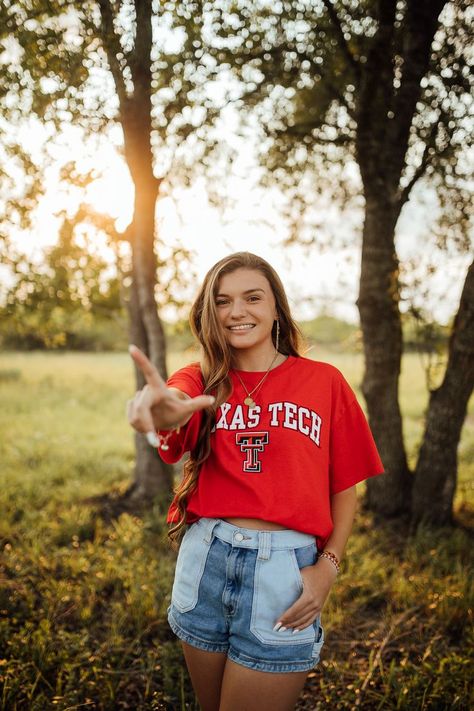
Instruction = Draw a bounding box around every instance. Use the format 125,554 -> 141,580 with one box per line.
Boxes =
127,252 -> 384,711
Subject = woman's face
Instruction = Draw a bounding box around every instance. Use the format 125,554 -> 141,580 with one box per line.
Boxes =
215,268 -> 278,354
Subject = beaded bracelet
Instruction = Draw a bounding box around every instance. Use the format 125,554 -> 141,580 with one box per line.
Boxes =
318,549 -> 341,573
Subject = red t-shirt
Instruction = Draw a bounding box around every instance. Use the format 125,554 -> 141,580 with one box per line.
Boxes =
159,355 -> 384,549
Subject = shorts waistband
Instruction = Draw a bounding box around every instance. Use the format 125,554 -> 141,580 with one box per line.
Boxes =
196,517 -> 317,560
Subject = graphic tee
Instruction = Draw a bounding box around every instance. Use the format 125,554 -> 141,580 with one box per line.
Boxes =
159,355 -> 384,549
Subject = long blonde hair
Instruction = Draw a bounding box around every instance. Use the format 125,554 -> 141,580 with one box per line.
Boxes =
167,252 -> 304,548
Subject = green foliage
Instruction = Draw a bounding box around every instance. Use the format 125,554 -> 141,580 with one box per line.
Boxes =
0,0 -> 233,334
299,314 -> 360,352
0,210 -> 127,350
0,304 -> 129,351
297,312 -> 449,355
218,0 -> 473,256
163,319 -> 195,354
0,350 -> 472,708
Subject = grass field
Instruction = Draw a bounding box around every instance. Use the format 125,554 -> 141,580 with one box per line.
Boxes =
0,349 -> 472,710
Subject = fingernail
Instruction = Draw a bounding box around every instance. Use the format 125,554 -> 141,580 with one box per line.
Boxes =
273,622 -> 282,631
278,626 -> 287,632
292,629 -> 300,634
146,431 -> 160,447
129,344 -> 138,354
208,396 -> 215,403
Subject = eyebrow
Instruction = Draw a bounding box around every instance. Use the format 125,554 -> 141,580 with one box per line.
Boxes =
216,288 -> 265,297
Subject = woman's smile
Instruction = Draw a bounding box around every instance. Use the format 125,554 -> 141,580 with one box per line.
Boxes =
227,323 -> 256,332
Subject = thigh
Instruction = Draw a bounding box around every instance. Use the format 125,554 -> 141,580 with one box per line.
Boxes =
181,642 -> 228,711
219,657 -> 309,711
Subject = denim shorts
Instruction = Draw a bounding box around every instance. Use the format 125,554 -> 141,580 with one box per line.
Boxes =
167,517 -> 325,674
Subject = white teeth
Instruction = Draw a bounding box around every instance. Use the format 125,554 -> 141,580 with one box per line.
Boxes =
229,324 -> 255,330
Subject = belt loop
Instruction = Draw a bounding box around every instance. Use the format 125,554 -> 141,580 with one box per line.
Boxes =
201,518 -> 219,545
257,531 -> 271,560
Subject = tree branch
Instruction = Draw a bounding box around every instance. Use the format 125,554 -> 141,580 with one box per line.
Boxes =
316,61 -> 357,121
357,0 -> 397,130
276,123 -> 354,145
96,0 -> 129,112
322,0 -> 361,81
391,0 -> 446,150
128,0 -> 153,93
398,115 -> 442,207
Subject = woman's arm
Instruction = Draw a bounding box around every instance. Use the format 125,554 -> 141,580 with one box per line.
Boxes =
321,484 -> 358,561
274,485 -> 358,632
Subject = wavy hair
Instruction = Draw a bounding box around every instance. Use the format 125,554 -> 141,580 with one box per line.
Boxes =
167,252 -> 304,548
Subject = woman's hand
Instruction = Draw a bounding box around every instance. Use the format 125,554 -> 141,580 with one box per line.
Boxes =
126,345 -> 215,437
274,557 -> 338,632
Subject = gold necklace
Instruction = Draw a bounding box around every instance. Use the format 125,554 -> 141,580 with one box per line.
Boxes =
233,350 -> 280,408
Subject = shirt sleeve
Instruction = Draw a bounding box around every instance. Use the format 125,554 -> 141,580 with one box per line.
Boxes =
156,364 -> 204,464
329,376 -> 385,495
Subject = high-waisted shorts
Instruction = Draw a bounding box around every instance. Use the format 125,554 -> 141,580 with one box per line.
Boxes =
167,517 -> 325,674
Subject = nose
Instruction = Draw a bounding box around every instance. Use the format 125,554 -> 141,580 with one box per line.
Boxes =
229,299 -> 247,319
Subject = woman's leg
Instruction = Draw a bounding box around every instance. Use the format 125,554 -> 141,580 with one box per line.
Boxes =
181,641 -> 228,711
219,658 -> 309,711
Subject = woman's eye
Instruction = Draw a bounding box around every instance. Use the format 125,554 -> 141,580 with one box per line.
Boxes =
215,296 -> 260,305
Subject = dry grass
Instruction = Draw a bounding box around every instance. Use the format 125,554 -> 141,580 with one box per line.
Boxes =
0,350 -> 472,710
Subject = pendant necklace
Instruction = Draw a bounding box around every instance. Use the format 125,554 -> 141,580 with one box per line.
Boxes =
233,349 -> 280,408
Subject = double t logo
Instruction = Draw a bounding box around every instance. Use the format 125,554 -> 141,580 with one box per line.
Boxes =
235,431 -> 269,473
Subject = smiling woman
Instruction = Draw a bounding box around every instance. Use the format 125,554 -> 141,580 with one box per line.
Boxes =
126,251 -> 385,711
215,272 -> 280,373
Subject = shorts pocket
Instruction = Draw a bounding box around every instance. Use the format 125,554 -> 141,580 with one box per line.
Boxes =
171,522 -> 211,613
311,617 -> 325,660
250,543 -> 318,646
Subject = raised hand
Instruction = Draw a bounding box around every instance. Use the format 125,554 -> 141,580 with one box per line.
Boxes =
126,345 -> 214,444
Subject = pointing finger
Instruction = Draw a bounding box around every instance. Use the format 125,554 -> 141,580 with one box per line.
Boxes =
128,345 -> 165,388
184,394 -> 215,414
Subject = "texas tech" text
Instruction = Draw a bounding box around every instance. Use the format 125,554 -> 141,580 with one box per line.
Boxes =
211,401 -> 322,447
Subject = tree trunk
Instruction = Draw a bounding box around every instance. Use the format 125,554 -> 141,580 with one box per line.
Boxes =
353,0 -> 447,519
356,197 -> 412,515
96,0 -> 174,503
127,264 -> 174,503
122,0 -> 173,503
125,163 -> 174,501
411,260 -> 474,525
